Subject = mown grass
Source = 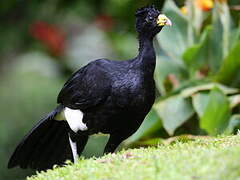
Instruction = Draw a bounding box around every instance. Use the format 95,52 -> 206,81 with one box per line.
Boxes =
28,135 -> 240,180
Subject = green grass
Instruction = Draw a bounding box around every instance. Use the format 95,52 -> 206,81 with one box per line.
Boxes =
28,135 -> 240,180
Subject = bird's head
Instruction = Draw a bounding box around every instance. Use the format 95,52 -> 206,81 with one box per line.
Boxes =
135,5 -> 172,38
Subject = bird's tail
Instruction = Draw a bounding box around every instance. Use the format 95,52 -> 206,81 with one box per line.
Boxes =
8,105 -> 73,170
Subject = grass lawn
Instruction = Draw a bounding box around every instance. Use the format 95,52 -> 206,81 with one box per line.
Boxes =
28,135 -> 240,180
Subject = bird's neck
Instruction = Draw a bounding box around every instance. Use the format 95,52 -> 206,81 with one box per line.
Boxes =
136,33 -> 156,75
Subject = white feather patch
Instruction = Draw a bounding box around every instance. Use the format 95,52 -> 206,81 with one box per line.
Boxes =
68,135 -> 78,163
64,107 -> 88,132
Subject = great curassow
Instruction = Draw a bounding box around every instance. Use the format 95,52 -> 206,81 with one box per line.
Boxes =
8,5 -> 172,170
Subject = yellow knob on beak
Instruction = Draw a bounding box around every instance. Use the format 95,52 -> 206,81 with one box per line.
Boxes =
157,14 -> 172,26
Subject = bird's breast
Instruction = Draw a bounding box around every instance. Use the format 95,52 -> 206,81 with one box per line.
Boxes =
111,74 -> 155,110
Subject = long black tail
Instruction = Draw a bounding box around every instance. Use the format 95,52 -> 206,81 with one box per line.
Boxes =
8,105 -> 73,170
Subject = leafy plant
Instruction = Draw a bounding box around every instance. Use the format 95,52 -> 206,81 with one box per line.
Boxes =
126,0 -> 240,146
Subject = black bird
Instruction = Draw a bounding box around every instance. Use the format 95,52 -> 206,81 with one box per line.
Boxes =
8,5 -> 172,170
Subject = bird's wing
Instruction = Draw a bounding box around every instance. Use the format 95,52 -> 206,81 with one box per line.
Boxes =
57,61 -> 111,110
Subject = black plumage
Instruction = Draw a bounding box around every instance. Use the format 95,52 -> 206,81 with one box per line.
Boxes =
8,5 -> 171,170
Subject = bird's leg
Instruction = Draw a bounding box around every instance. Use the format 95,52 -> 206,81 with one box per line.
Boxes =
69,131 -> 89,163
104,134 -> 125,154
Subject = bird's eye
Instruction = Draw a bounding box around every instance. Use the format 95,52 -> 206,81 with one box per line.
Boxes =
148,16 -> 154,21
146,16 -> 154,23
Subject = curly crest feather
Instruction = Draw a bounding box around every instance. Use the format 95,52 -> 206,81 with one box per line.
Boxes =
135,5 -> 157,16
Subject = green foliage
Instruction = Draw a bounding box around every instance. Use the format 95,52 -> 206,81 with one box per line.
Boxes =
28,135 -> 240,180
225,115 -> 240,134
199,87 -> 230,135
215,42 -> 240,85
129,0 -> 240,144
154,95 -> 194,135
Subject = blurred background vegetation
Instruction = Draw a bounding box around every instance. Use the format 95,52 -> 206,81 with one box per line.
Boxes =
1,0 -> 240,179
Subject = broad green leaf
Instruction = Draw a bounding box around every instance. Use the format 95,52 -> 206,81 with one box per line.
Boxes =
200,87 -> 231,135
155,0 -> 208,94
210,1 -> 233,72
182,44 -> 201,68
229,94 -> 240,108
228,26 -> 240,50
181,83 -> 238,97
157,0 -> 189,63
224,114 -> 240,135
215,1 -> 232,57
125,110 -> 162,144
215,42 -> 240,86
182,26 -> 212,75
185,0 -> 205,37
192,92 -> 210,118
209,2 -> 224,72
154,95 -> 194,135
155,55 -> 187,95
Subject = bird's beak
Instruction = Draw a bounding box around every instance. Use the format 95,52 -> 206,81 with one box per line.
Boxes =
157,14 -> 172,26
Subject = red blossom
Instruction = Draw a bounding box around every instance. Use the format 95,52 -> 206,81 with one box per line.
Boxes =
94,14 -> 114,31
195,0 -> 214,11
29,21 -> 65,56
